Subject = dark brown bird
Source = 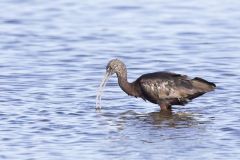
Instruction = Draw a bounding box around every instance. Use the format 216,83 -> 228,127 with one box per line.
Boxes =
96,59 -> 216,110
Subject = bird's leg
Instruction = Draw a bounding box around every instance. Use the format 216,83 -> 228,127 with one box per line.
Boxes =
159,103 -> 171,111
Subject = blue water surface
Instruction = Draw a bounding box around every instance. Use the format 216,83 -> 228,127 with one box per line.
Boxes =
0,0 -> 240,159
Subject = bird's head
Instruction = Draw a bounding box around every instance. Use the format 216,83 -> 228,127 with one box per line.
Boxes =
96,59 -> 126,109
106,59 -> 126,77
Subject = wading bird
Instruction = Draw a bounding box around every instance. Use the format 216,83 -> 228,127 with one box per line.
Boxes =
96,59 -> 216,110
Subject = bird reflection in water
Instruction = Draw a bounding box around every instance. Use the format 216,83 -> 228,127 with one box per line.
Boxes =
145,110 -> 196,128
117,109 -> 197,129
98,109 -> 200,143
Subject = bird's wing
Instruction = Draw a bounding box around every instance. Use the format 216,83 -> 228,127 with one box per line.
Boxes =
138,72 -> 196,102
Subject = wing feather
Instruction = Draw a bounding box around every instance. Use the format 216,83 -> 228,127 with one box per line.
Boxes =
138,72 -> 197,104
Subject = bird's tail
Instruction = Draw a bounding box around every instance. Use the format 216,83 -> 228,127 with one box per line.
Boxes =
191,77 -> 216,92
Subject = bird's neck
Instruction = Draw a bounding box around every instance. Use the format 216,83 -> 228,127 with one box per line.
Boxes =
117,73 -> 138,97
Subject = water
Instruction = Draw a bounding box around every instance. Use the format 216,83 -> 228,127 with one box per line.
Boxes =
0,0 -> 240,159
96,70 -> 110,109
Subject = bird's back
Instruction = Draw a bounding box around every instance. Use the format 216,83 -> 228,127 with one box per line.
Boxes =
135,72 -> 215,106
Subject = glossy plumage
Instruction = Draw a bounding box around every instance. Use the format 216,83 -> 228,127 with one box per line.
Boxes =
100,59 -> 216,110
134,72 -> 215,110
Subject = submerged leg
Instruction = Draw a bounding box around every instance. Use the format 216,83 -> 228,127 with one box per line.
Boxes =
159,103 -> 171,111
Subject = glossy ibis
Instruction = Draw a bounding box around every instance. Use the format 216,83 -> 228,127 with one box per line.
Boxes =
96,59 -> 216,110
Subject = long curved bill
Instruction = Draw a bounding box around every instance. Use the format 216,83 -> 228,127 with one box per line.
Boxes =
96,71 -> 111,109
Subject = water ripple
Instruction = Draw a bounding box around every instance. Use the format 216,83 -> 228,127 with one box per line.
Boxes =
0,0 -> 240,159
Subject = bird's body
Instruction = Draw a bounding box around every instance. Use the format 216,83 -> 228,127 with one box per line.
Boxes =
96,59 -> 216,110
132,71 -> 215,110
